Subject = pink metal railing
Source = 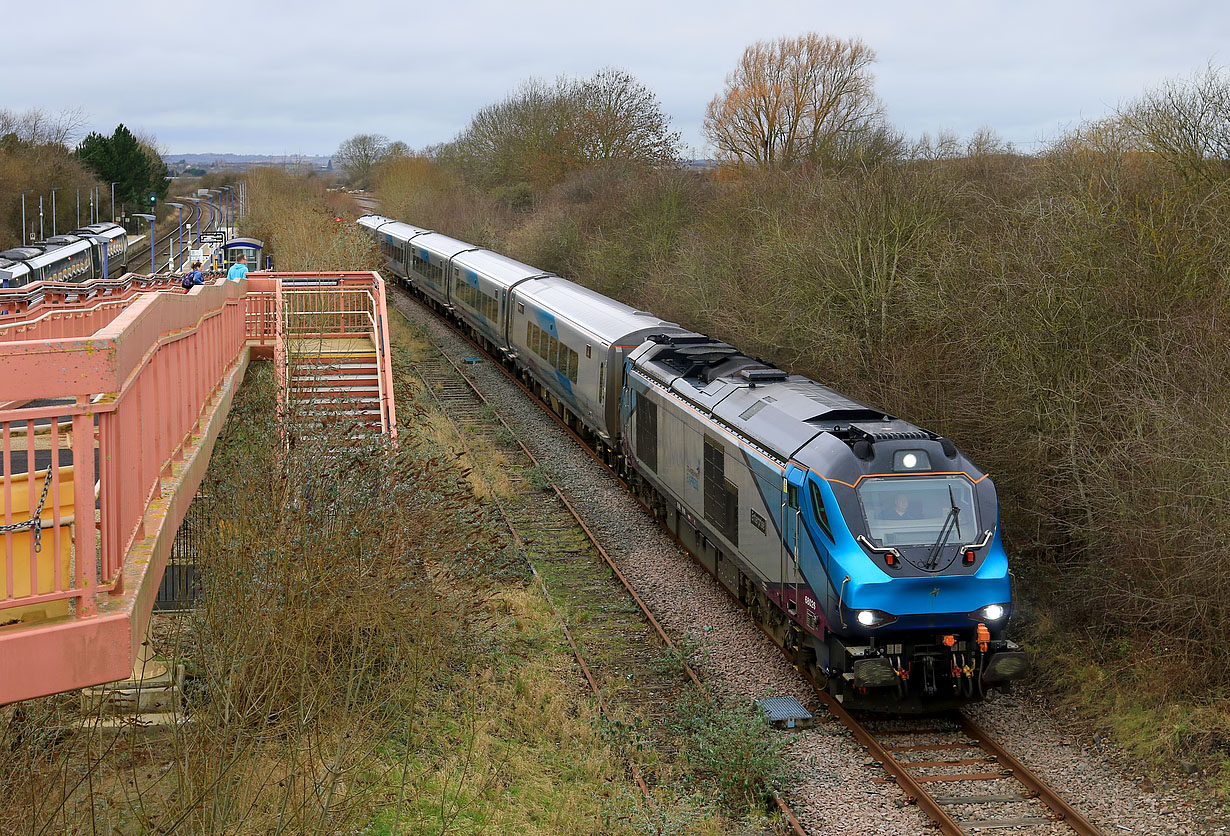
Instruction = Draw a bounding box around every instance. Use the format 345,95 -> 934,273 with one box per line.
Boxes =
0,298 -> 135,344
1,272 -> 395,703
0,274 -> 186,325
255,272 -> 397,439
1,282 -> 248,622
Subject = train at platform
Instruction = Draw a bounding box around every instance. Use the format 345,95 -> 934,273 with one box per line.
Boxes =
0,222 -> 129,288
358,213 -> 1028,710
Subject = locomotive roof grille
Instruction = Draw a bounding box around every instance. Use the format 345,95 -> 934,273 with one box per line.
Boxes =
846,424 -> 934,443
647,333 -> 712,345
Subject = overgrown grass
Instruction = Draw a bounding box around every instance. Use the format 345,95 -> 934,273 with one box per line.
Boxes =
671,689 -> 788,816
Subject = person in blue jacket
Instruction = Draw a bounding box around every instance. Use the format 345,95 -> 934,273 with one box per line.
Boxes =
226,258 -> 249,282
181,261 -> 205,290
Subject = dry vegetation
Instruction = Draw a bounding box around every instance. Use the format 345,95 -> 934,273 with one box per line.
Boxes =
242,167 -> 378,271
0,108 -> 101,246
373,63 -> 1230,784
0,357 -> 743,835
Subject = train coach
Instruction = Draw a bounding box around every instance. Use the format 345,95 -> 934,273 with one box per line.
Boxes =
0,222 -> 129,288
359,213 -> 1028,709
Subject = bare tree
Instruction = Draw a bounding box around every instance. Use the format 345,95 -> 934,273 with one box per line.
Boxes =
1118,62 -> 1230,183
439,69 -> 681,194
0,107 -> 88,147
566,68 -> 682,167
334,133 -> 391,188
703,34 -> 884,169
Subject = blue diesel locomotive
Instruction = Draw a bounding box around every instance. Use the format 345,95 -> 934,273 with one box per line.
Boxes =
359,213 -> 1028,709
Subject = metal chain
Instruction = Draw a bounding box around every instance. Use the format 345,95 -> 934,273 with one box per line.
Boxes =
0,465 -> 55,553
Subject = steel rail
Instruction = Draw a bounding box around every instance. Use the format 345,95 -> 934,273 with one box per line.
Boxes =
395,290 -> 807,836
958,714 -> 1104,836
409,340 -> 660,801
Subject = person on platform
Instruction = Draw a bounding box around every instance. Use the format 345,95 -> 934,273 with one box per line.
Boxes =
226,258 -> 249,282
181,261 -> 205,290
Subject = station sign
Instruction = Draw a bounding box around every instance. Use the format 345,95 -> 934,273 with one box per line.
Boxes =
199,232 -> 226,244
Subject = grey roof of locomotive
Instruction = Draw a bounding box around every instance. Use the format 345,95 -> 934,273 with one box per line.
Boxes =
629,335 -> 931,467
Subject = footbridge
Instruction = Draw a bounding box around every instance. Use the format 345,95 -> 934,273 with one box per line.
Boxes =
0,272 -> 397,704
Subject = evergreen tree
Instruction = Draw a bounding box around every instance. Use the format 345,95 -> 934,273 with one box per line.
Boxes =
75,124 -> 168,212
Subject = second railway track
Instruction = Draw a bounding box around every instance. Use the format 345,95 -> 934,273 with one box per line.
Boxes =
400,299 -> 809,833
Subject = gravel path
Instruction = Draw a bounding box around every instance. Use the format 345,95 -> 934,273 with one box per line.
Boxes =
390,289 -> 1229,836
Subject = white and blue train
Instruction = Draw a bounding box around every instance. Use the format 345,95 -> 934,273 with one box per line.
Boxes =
0,223 -> 129,289
360,213 -> 1028,709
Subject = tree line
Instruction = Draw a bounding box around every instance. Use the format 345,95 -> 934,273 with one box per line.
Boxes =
1,110 -> 169,247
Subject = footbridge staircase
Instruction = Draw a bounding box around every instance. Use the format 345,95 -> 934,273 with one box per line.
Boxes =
0,272 -> 397,704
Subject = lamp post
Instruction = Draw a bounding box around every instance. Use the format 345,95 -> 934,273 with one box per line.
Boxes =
134,213 -> 156,274
39,196 -> 44,240
20,190 -> 32,245
76,188 -> 81,228
50,188 -> 60,236
166,202 -> 184,270
111,182 -> 120,222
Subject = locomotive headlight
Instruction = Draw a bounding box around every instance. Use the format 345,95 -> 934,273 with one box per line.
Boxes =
893,449 -> 931,472
856,609 -> 896,628
968,603 -> 1008,622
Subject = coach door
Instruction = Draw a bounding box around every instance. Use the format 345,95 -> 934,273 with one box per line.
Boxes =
781,464 -> 806,620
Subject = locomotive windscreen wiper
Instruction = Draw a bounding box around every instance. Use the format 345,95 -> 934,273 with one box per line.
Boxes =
923,485 -> 961,571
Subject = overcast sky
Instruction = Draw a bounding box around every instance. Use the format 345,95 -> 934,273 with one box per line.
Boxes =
7,0 -> 1227,158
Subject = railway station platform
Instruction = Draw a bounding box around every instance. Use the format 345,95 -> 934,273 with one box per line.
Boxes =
0,271 -> 396,704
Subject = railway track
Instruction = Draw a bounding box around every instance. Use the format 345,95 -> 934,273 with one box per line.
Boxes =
106,196 -> 221,279
410,343 -> 699,726
400,304 -> 807,834
389,283 -> 1111,836
808,678 -> 1102,835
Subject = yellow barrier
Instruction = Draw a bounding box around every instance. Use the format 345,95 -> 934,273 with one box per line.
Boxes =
1,466 -> 75,625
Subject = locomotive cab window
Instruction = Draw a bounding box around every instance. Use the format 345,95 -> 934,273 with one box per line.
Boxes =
808,481 -> 833,540
857,475 -> 977,548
